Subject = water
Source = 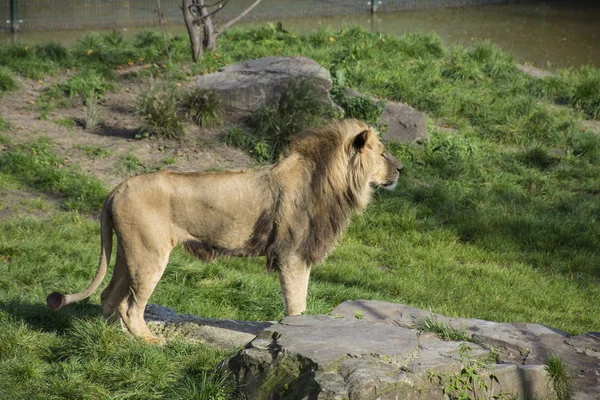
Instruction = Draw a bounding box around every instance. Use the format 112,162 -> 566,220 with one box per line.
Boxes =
2,1 -> 599,69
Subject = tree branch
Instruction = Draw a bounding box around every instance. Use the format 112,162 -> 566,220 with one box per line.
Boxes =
217,0 -> 262,35
188,0 -> 228,18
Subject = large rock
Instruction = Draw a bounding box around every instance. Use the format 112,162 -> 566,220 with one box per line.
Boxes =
344,88 -> 429,144
145,301 -> 599,399
381,101 -> 429,144
194,56 -> 334,115
226,311 -> 553,399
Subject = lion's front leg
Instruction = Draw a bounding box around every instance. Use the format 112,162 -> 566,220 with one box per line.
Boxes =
276,254 -> 312,316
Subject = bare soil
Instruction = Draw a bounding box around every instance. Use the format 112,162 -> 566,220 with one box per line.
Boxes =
0,72 -> 255,191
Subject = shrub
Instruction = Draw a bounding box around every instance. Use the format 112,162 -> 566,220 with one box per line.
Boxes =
179,88 -> 224,127
136,84 -> 185,139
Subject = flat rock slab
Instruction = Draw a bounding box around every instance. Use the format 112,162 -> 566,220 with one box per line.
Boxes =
195,56 -> 334,115
145,304 -> 272,349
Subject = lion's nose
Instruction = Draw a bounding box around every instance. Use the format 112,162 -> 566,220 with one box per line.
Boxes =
396,162 -> 403,172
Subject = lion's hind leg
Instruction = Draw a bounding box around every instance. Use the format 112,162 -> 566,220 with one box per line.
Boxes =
100,247 -> 128,329
117,241 -> 172,345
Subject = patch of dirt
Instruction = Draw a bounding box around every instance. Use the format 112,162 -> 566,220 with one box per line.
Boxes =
0,73 -> 255,189
0,189 -> 61,220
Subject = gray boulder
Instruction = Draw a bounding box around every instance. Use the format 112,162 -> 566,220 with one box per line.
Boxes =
381,101 -> 429,144
344,87 -> 429,144
194,56 -> 334,115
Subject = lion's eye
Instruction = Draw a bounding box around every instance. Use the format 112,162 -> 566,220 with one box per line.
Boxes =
381,153 -> 387,160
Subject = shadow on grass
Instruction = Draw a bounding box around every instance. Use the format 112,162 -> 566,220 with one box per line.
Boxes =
0,299 -> 102,333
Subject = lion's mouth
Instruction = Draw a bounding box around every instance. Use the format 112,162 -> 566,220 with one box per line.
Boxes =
382,175 -> 399,191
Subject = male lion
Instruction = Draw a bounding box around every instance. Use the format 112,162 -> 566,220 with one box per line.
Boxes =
47,119 -> 402,344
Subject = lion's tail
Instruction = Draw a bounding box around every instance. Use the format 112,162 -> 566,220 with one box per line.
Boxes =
46,197 -> 113,310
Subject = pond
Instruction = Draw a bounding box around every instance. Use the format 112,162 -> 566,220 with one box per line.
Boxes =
2,0 -> 599,69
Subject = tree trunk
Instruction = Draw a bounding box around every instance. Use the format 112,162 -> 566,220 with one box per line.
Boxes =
182,0 -> 262,61
199,0 -> 217,51
182,0 -> 202,62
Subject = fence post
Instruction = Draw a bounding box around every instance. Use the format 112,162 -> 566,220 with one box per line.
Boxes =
370,0 -> 377,13
10,0 -> 20,32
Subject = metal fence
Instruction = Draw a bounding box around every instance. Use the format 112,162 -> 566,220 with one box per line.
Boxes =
2,0 -> 529,32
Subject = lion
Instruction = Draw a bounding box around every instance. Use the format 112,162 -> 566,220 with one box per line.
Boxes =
46,119 -> 402,344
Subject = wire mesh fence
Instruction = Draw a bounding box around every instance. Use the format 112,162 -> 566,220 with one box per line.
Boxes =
1,0 -> 528,32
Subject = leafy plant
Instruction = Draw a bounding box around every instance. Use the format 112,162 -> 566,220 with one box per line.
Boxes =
429,343 -> 509,400
119,154 -> 143,173
332,83 -> 385,127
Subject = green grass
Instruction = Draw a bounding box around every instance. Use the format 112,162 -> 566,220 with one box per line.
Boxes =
545,354 -> 574,400
53,117 -> 76,129
418,315 -> 469,341
58,68 -> 114,103
0,138 -> 107,213
0,116 -> 13,132
136,83 -> 185,139
179,88 -> 224,127
0,67 -> 19,94
74,144 -> 112,160
0,25 -> 599,399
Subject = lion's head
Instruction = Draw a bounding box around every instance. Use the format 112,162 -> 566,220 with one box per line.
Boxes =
285,119 -> 402,265
288,119 -> 402,210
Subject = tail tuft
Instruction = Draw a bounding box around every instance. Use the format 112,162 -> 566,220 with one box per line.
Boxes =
46,292 -> 66,310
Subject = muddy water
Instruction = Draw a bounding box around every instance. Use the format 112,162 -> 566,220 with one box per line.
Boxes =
2,1 -> 599,69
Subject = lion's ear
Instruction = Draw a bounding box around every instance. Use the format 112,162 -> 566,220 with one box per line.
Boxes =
353,130 -> 370,152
